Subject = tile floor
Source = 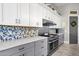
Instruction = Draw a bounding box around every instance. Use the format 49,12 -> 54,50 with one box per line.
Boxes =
52,44 -> 79,56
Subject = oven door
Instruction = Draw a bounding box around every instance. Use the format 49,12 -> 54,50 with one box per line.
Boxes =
53,39 -> 58,49
48,41 -> 54,52
48,38 -> 59,55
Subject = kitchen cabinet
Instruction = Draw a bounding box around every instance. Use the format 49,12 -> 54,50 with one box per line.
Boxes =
18,3 -> 30,26
29,3 -> 43,27
0,3 -> 62,27
42,4 -> 62,28
0,37 -> 48,56
24,47 -> 34,56
46,10 -> 52,20
42,6 -> 52,20
35,39 -> 48,56
52,13 -> 62,28
42,7 -> 49,20
11,46 -> 34,56
58,33 -> 64,45
2,3 -> 30,26
0,4 -> 2,25
42,7 -> 47,19
50,12 -> 54,21
0,42 -> 34,56
2,3 -> 18,25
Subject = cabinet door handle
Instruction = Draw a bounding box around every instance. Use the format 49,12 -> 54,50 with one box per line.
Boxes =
19,54 -> 25,56
16,19 -> 19,24
41,47 -> 44,48
22,54 -> 25,56
41,54 -> 44,56
19,47 -> 24,50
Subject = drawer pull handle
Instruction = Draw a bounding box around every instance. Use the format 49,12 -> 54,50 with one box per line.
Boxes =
41,47 -> 44,48
19,54 -> 25,56
19,47 -> 24,50
22,54 -> 25,56
42,54 -> 44,56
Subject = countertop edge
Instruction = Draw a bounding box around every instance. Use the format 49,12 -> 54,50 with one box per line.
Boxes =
0,36 -> 48,52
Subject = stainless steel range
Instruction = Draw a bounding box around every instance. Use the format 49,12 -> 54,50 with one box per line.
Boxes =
48,34 -> 59,55
38,31 -> 59,55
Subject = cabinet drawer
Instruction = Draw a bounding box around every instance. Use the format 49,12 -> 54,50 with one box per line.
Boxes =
0,46 -> 20,56
35,49 -> 47,56
35,40 -> 45,52
35,46 -> 41,52
35,39 -> 47,47
35,39 -> 48,56
11,47 -> 34,56
0,42 -> 34,56
23,42 -> 34,49
11,51 -> 25,56
41,51 -> 47,56
35,51 -> 42,56
24,48 -> 34,56
41,48 -> 48,56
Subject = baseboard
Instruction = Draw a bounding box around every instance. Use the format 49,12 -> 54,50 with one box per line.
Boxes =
64,41 -> 69,44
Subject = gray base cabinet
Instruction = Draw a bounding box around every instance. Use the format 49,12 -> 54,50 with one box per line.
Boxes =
11,47 -> 34,56
59,34 -> 64,45
0,42 -> 35,56
0,38 -> 48,56
34,39 -> 48,56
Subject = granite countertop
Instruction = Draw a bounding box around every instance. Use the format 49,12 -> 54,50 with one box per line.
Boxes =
0,36 -> 48,51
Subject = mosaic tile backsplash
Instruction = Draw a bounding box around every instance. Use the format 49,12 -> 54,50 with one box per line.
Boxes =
0,26 -> 38,42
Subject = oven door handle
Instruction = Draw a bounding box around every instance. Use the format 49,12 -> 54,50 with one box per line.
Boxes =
48,41 -> 53,43
48,39 -> 58,43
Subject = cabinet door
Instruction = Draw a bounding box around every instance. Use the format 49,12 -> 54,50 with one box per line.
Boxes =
46,10 -> 50,20
42,7 -> 47,19
29,3 -> 42,27
51,12 -> 54,22
35,39 -> 48,56
42,7 -> 51,20
24,47 -> 34,56
59,34 -> 64,45
0,4 -> 2,25
55,15 -> 61,28
11,48 -> 34,56
36,4 -> 43,27
20,3 -> 29,26
2,3 -> 17,25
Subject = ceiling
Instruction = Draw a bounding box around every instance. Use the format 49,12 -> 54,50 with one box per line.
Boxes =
45,3 -> 79,7
45,3 -> 79,15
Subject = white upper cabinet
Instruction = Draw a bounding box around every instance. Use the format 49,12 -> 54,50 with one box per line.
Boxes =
19,3 -> 30,26
46,10 -> 51,20
53,14 -> 62,28
0,4 -> 2,25
29,3 -> 43,27
50,12 -> 53,21
42,7 -> 52,20
42,7 -> 47,19
2,3 -> 30,26
1,3 -> 62,28
2,3 -> 17,25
